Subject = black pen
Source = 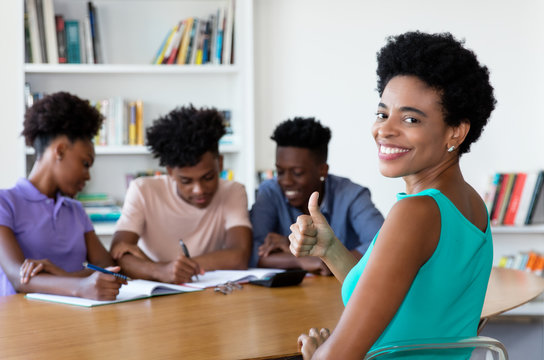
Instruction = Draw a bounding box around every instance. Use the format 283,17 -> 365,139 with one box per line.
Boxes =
83,262 -> 131,281
179,239 -> 199,281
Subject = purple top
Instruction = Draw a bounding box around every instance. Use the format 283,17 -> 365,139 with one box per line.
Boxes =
0,178 -> 94,296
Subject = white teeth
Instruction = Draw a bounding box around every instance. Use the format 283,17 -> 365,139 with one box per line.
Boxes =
380,145 -> 409,154
285,190 -> 297,196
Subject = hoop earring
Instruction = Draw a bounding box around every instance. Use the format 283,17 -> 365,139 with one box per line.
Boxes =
447,146 -> 455,153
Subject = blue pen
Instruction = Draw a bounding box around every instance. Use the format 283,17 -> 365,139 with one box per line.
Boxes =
83,262 -> 131,281
179,239 -> 199,281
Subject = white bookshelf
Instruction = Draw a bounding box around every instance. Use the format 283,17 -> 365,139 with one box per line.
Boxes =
22,0 -> 256,207
492,225 -> 544,316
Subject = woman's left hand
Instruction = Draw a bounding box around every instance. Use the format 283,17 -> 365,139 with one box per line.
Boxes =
19,258 -> 68,284
298,327 -> 330,360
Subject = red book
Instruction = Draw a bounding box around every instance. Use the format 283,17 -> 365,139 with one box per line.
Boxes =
503,173 -> 527,225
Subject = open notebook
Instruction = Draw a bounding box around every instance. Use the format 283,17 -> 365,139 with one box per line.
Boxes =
184,268 -> 286,288
25,279 -> 203,307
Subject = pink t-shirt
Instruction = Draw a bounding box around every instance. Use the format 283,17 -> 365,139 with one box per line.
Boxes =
115,175 -> 251,262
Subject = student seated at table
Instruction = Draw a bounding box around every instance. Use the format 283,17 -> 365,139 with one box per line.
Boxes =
110,105 -> 252,283
290,31 -> 496,359
0,92 -> 126,299
250,118 -> 384,274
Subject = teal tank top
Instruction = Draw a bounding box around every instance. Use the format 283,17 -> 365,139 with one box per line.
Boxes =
341,189 -> 493,350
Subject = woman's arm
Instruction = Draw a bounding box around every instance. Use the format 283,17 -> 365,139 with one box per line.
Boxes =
303,196 -> 441,359
0,226 -> 124,299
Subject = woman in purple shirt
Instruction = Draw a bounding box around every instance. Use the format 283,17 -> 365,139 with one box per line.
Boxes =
0,92 -> 125,299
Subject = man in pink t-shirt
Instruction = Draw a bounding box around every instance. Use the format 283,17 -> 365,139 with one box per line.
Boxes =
110,105 -> 252,284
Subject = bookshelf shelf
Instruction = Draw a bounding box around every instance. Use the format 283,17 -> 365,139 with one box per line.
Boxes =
492,225 -> 544,235
21,0 -> 256,209
24,63 -> 240,75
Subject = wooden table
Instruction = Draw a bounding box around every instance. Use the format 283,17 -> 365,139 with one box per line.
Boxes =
1,267 -> 543,359
0,275 -> 343,360
481,266 -> 544,318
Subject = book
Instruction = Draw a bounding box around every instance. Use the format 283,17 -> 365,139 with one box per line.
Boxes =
491,173 -> 510,225
503,173 -> 527,225
222,0 -> 235,65
162,22 -> 183,64
526,171 -> 544,224
87,1 -> 103,63
497,173 -> 517,225
184,268 -> 285,289
42,0 -> 58,64
83,13 -> 94,64
177,17 -> 193,64
488,173 -> 504,218
515,171 -> 540,226
135,100 -> 144,145
185,18 -> 199,64
155,24 -> 178,64
35,0 -> 48,63
25,0 -> 42,63
55,15 -> 67,63
165,21 -> 186,65
25,279 -> 203,307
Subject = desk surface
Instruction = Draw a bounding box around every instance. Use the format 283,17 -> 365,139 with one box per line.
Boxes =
481,266 -> 544,318
1,267 -> 543,359
0,275 -> 343,360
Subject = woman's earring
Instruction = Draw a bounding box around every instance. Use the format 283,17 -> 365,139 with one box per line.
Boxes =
320,176 -> 325,181
447,146 -> 455,153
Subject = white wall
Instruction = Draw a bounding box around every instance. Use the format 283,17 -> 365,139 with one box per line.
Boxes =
0,1 -> 25,188
254,0 -> 544,215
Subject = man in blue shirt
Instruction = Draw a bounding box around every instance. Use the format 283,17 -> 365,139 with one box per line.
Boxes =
250,117 -> 384,274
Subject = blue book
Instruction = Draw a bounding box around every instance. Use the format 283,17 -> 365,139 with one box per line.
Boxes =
65,20 -> 81,63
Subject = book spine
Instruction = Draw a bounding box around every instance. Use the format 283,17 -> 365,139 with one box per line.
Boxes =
55,15 -> 67,64
136,100 -> 144,145
65,20 -> 81,64
83,14 -> 95,64
42,0 -> 58,64
35,0 -> 48,63
526,171 -> 544,224
490,173 -> 507,225
503,173 -> 527,225
128,102 -> 137,145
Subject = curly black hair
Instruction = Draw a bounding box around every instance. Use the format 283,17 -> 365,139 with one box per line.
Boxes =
376,31 -> 496,155
271,117 -> 331,163
22,91 -> 103,157
146,105 -> 226,168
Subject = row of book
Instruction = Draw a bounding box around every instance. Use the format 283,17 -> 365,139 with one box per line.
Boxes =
76,193 -> 121,223
483,170 -> 544,226
153,0 -> 235,65
498,251 -> 544,276
25,0 -> 102,64
93,98 -> 145,147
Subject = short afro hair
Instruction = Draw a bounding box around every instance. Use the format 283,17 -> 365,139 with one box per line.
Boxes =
22,91 -> 103,157
376,31 -> 496,155
146,105 -> 226,168
271,117 -> 331,163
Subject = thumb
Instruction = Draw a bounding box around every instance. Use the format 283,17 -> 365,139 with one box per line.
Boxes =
307,192 -> 327,225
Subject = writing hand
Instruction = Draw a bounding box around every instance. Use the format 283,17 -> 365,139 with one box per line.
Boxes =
20,258 -> 68,284
289,192 -> 336,258
158,255 -> 203,284
77,266 -> 126,300
298,327 -> 330,360
258,233 -> 290,257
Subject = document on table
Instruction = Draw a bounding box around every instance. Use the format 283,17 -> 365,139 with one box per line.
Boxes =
185,268 -> 285,288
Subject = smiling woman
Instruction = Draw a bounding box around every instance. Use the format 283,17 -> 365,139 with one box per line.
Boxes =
289,31 -> 497,359
0,92 -> 127,299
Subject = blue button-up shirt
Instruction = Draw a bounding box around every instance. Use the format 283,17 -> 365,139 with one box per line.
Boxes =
249,174 -> 384,267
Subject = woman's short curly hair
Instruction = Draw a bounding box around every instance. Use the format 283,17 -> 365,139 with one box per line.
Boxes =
271,117 -> 331,163
22,91 -> 103,156
376,31 -> 496,155
146,105 -> 226,168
